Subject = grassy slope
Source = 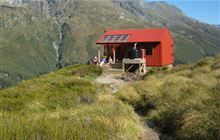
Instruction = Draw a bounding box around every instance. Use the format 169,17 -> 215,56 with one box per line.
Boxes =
0,65 -> 142,140
0,6 -> 58,88
117,55 -> 220,139
1,55 -> 219,139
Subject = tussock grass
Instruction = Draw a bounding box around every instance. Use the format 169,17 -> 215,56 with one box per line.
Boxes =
116,85 -> 141,105
0,65 -> 142,140
117,55 -> 220,139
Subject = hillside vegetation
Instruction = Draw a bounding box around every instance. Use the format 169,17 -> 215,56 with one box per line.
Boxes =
0,65 -> 143,140
0,56 -> 220,139
117,55 -> 220,139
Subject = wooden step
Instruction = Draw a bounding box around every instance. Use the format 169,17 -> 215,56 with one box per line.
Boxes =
111,63 -> 122,69
103,68 -> 123,74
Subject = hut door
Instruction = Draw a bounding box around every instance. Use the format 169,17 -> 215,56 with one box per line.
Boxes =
116,47 -> 123,62
107,46 -> 111,56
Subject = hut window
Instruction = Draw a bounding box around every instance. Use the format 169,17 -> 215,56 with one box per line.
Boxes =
146,47 -> 153,55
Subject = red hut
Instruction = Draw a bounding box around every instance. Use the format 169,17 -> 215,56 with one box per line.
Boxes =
96,28 -> 174,72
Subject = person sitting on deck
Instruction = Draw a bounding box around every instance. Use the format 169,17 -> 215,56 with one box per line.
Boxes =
106,56 -> 113,67
99,56 -> 107,66
87,60 -> 91,65
93,56 -> 98,65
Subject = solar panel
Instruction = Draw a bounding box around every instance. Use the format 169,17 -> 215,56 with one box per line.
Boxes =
102,34 -> 130,42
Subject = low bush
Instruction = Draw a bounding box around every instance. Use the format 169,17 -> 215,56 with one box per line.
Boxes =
117,55 -> 220,139
0,99 -> 141,140
0,65 -> 143,140
60,64 -> 102,78
116,85 -> 141,105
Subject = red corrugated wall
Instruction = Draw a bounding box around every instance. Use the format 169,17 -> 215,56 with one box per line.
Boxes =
161,30 -> 174,65
145,43 -> 161,66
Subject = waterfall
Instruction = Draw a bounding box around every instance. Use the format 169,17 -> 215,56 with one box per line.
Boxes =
53,23 -> 70,68
52,41 -> 59,63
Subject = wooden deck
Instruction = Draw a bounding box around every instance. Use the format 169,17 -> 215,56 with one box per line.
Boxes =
102,58 -> 147,74
122,58 -> 146,74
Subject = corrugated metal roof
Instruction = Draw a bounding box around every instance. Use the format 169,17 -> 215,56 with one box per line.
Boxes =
96,28 -> 169,44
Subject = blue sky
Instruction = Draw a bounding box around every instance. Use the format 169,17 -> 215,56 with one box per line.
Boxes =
146,0 -> 220,25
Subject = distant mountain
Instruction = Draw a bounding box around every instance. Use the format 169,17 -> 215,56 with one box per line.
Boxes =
215,25 -> 220,29
1,0 -> 220,88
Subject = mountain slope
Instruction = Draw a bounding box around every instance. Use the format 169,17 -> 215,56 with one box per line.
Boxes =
45,0 -> 220,64
0,5 -> 58,88
1,0 -> 220,88
113,1 -> 220,63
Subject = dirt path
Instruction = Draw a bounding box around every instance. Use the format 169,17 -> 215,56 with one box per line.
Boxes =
94,69 -> 125,94
138,117 -> 160,140
95,69 -> 160,140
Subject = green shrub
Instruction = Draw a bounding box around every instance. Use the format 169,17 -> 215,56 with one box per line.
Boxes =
0,99 -> 142,140
117,77 -> 163,115
117,85 -> 141,105
179,110 -> 218,140
117,55 -> 220,139
61,65 -> 102,78
0,65 -> 143,140
192,57 -> 214,68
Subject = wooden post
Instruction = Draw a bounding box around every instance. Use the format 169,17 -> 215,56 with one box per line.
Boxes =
143,63 -> 146,73
98,46 -> 101,63
104,46 -> 107,56
113,47 -> 116,63
122,63 -> 125,73
141,49 -> 146,74
141,49 -> 145,59
139,63 -> 141,74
